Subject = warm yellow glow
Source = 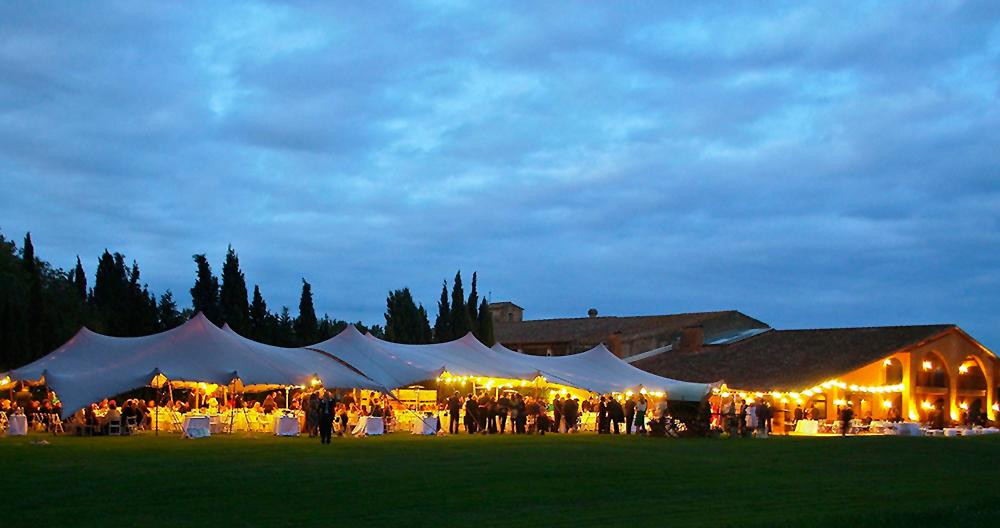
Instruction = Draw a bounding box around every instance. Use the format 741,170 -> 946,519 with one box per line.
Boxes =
754,391 -> 764,397
720,391 -> 730,398
833,399 -> 846,406
921,401 -> 933,410
639,388 -> 647,395
883,358 -> 892,366
625,390 -> 634,397
959,401 -> 969,410
745,397 -> 755,404
908,411 -> 919,420
993,403 -> 999,412
922,360 -> 933,371
950,410 -> 960,421
0,375 -> 10,386
958,364 -> 969,374
198,382 -> 207,391
882,400 -> 893,409
779,398 -> 788,404
310,377 -> 321,387
803,390 -> 814,397
789,392 -> 800,399
849,384 -> 859,392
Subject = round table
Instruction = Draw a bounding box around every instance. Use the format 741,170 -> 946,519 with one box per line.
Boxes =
273,415 -> 300,436
411,415 -> 438,435
182,415 -> 212,438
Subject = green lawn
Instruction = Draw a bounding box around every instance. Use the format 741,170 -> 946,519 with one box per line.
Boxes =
2,432 -> 998,527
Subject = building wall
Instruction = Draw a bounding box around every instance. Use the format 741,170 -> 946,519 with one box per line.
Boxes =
779,330 -> 996,425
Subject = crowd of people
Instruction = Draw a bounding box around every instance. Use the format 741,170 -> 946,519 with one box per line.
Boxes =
440,391 -> 675,436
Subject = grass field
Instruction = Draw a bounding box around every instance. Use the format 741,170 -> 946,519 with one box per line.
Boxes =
2,431 -> 999,527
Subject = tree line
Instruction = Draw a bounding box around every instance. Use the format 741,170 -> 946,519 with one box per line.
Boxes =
0,230 -> 495,371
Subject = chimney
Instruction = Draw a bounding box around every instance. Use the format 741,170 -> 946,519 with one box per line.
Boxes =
607,332 -> 623,358
678,325 -> 704,353
588,308 -> 598,318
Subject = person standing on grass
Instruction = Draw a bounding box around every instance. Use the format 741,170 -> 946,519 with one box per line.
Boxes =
317,389 -> 334,444
597,396 -> 609,434
551,395 -> 562,433
840,403 -> 854,436
464,393 -> 479,434
563,396 -> 578,433
624,395 -> 637,435
497,392 -> 511,434
447,391 -> 462,434
634,395 -> 647,435
608,396 -> 624,434
514,393 -> 527,434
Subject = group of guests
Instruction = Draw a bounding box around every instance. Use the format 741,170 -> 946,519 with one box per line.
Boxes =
443,391 -> 671,435
718,398 -> 776,437
301,389 -> 398,443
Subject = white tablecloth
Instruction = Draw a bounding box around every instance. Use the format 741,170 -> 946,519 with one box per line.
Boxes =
273,415 -> 300,436
886,422 -> 922,436
411,416 -> 438,435
352,416 -> 384,436
182,416 -> 211,438
794,420 -> 819,435
7,414 -> 27,436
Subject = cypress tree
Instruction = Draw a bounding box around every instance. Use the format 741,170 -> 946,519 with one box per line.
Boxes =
249,285 -> 269,340
158,290 -> 184,329
467,271 -> 479,337
294,279 -> 318,345
450,271 -> 471,337
433,280 -> 451,343
72,256 -> 87,301
22,233 -> 45,361
417,304 -> 432,344
477,297 -> 495,346
276,307 -> 294,346
190,254 -> 221,325
219,245 -> 250,334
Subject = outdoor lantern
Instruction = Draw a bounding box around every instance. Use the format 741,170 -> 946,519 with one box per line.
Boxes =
882,400 -> 892,408
922,360 -> 933,371
310,376 -> 321,387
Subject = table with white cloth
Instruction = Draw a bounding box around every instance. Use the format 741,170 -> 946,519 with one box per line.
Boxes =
182,415 -> 211,438
7,414 -> 27,436
411,415 -> 438,435
352,416 -> 384,436
885,421 -> 923,436
273,415 -> 300,436
794,420 -> 819,435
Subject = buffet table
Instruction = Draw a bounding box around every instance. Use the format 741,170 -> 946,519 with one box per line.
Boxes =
182,415 -> 211,438
273,415 -> 300,436
7,414 -> 27,436
352,416 -> 384,436
793,420 -> 819,435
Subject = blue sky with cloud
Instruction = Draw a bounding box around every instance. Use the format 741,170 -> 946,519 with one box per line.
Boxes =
1,1 -> 998,347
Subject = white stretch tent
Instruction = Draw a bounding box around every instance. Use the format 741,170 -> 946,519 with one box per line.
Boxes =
7,313 -> 376,417
491,343 -> 711,401
4,314 -> 712,418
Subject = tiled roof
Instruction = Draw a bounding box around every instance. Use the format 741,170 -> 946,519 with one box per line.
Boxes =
495,310 -> 766,344
632,324 -> 955,391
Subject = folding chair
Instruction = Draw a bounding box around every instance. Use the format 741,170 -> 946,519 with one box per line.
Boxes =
0,411 -> 8,434
125,416 -> 138,435
108,419 -> 122,436
49,413 -> 64,435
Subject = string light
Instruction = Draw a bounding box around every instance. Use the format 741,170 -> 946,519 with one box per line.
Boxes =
922,360 -> 933,371
882,400 -> 892,408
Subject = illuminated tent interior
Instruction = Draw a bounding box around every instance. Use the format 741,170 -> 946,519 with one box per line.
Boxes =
3,313 -> 713,418
490,343 -> 712,401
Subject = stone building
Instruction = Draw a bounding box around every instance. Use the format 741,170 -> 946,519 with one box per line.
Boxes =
490,302 -> 769,358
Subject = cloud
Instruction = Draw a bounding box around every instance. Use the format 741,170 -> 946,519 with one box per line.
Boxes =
0,1 -> 998,348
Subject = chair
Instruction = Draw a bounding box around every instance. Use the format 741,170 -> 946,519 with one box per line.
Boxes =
0,411 -> 8,434
49,414 -> 64,435
125,416 -> 138,435
33,413 -> 47,432
108,419 -> 122,436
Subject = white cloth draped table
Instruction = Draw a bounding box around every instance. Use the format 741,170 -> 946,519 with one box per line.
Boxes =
273,415 -> 300,436
352,416 -> 384,436
7,414 -> 27,436
411,415 -> 438,435
182,415 -> 211,438
794,420 -> 819,435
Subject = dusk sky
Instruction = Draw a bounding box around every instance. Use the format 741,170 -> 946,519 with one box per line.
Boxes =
2,2 -> 998,348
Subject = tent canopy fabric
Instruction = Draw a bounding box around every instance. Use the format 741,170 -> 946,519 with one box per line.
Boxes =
491,343 -> 710,401
8,313 -> 376,416
5,314 -> 712,417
